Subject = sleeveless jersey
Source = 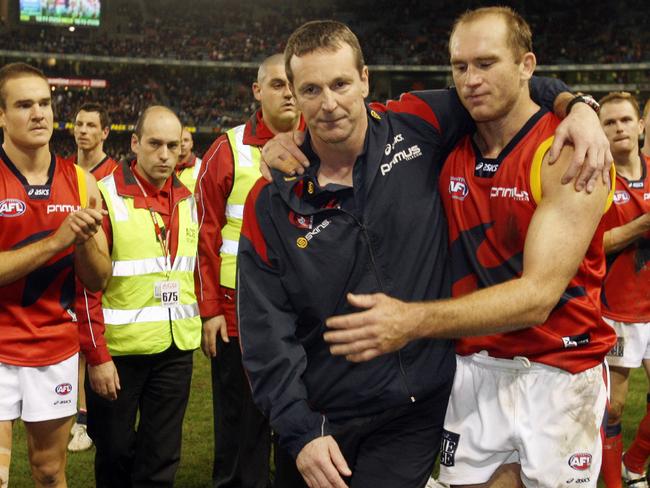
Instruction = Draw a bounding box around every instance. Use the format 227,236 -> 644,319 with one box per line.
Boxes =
600,154 -> 650,322
440,109 -> 615,373
0,147 -> 84,366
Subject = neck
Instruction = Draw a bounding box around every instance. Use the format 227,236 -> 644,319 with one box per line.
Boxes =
2,139 -> 51,181
474,95 -> 538,158
312,116 -> 367,187
613,148 -> 642,180
643,137 -> 650,158
264,113 -> 301,135
179,153 -> 193,165
77,146 -> 106,171
134,162 -> 166,190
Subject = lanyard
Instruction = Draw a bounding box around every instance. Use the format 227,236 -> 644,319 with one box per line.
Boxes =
133,175 -> 172,273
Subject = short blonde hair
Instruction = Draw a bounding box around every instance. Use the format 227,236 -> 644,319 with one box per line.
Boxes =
599,92 -> 641,119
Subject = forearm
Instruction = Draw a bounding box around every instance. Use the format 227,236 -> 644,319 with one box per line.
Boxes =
74,234 -> 111,292
553,92 -> 574,119
0,236 -> 63,287
604,214 -> 650,254
408,274 -> 559,340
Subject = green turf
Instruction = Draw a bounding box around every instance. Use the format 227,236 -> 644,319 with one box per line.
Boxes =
7,357 -> 650,486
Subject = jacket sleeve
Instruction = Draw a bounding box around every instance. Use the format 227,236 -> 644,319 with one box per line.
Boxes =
76,283 -> 112,365
529,75 -> 571,114
237,180 -> 329,459
195,135 -> 234,319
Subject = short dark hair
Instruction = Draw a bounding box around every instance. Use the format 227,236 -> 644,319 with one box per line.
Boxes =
76,102 -> 111,129
0,62 -> 49,109
284,20 -> 365,85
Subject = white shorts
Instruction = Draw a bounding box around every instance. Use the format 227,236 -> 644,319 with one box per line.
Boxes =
604,317 -> 650,368
438,353 -> 607,488
0,353 -> 78,422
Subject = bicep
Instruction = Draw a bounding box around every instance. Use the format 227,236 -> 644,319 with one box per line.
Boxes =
522,147 -> 608,289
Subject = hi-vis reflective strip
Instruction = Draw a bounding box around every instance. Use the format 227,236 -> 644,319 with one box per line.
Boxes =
112,256 -> 196,277
225,204 -> 244,220
231,125 -> 255,167
101,177 -> 129,221
220,239 -> 239,256
103,303 -> 199,325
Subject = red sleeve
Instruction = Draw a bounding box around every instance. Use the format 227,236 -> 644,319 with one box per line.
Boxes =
369,92 -> 441,131
194,135 -> 234,319
241,177 -> 272,266
76,282 -> 112,365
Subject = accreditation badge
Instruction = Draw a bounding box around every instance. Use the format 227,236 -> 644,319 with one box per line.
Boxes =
154,280 -> 180,307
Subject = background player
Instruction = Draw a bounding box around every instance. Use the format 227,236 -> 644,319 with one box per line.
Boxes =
176,127 -> 202,192
597,92 -> 650,488
68,101 -> 119,453
195,53 -> 302,488
0,62 -> 110,488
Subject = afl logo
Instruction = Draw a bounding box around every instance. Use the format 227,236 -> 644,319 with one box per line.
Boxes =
55,383 -> 73,396
296,237 -> 308,249
568,453 -> 592,471
0,199 -> 26,217
613,190 -> 630,204
449,176 -> 469,201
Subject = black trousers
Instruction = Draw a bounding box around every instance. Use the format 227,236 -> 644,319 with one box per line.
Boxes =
86,345 -> 194,488
274,378 -> 453,488
212,337 -> 272,488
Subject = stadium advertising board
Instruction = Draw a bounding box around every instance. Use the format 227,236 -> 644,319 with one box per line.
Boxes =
19,0 -> 101,27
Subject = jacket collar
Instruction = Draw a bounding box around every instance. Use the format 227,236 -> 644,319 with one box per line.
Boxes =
113,160 -> 192,202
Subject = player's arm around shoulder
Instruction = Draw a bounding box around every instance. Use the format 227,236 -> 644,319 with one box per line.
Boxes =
522,143 -> 610,313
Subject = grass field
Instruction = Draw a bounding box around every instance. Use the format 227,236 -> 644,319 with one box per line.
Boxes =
7,354 -> 650,487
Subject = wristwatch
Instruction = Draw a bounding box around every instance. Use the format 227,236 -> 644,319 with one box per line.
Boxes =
566,94 -> 600,115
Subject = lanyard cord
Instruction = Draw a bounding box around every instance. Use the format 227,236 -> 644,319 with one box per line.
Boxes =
133,174 -> 172,273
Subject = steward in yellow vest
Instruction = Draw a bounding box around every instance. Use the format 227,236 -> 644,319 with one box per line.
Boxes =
86,106 -> 199,487
176,128 -> 202,192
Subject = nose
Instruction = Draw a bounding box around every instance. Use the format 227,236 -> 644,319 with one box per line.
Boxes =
321,88 -> 337,112
465,65 -> 482,87
282,84 -> 293,100
159,145 -> 169,161
615,120 -> 625,132
30,104 -> 45,120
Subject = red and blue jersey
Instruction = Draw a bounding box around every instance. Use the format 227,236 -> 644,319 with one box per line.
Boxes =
0,147 -> 82,366
440,109 -> 615,373
600,154 -> 650,322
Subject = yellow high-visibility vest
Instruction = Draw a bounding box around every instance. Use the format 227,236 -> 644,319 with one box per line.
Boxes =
98,173 -> 201,356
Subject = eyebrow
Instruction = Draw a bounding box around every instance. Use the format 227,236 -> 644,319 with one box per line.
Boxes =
14,97 -> 51,105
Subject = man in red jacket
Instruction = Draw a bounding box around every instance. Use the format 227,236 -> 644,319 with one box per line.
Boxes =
195,54 -> 303,488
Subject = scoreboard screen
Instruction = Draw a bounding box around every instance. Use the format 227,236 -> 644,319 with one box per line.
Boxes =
20,0 -> 101,27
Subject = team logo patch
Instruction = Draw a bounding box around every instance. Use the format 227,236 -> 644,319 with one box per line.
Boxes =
26,185 -> 51,200
55,383 -> 73,396
370,110 -> 381,120
475,160 -> 500,178
0,199 -> 26,217
629,181 -> 644,189
568,453 -> 592,471
613,190 -> 630,204
289,211 -> 313,230
439,430 -> 460,467
296,237 -> 308,249
562,333 -> 590,348
449,176 -> 469,201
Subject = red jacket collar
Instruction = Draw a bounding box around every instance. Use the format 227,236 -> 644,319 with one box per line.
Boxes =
176,153 -> 197,171
243,109 -> 306,146
112,160 -> 192,202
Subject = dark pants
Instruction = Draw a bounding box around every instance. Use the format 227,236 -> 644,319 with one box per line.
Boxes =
212,336 -> 272,488
274,379 -> 453,488
86,345 -> 194,488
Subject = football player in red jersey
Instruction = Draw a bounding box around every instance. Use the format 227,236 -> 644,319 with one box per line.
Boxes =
0,63 -> 111,488
71,103 -> 119,180
597,92 -> 650,488
68,102 -> 119,453
324,8 -> 613,487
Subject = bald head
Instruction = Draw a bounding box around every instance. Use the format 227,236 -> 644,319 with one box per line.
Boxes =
257,54 -> 285,84
134,105 -> 181,139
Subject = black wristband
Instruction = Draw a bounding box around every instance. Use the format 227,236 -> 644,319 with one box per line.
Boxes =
566,94 -> 600,116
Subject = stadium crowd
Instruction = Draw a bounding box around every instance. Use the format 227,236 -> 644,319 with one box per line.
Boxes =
1,0 -> 648,65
